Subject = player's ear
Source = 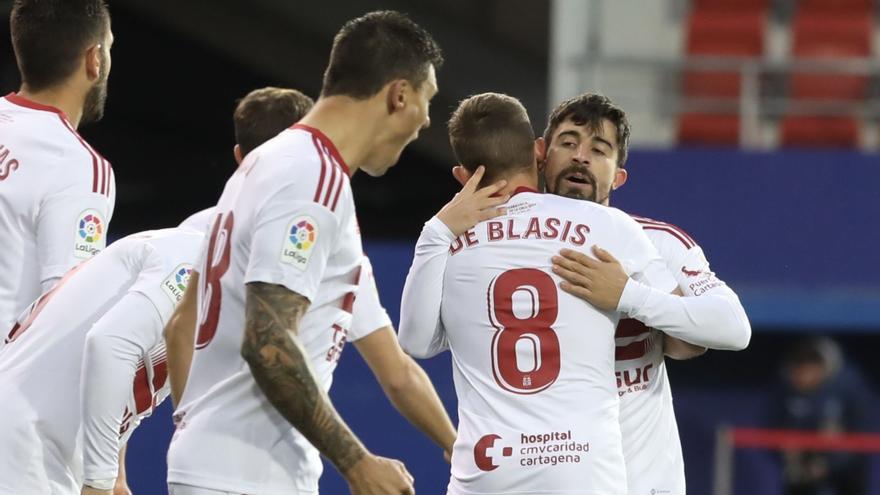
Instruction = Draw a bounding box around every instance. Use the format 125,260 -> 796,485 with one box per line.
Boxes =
84,44 -> 102,82
233,144 -> 243,165
385,79 -> 408,114
612,166 -> 628,190
534,138 -> 547,172
452,165 -> 472,186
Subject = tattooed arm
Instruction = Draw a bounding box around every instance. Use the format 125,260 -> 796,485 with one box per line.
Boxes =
241,282 -> 414,494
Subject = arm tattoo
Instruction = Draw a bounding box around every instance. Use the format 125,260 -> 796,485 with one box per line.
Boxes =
242,282 -> 366,472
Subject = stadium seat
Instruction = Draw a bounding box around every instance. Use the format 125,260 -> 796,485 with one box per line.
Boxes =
691,0 -> 768,11
684,11 -> 765,98
678,113 -> 740,146
780,116 -> 859,148
796,0 -> 873,14
789,13 -> 871,100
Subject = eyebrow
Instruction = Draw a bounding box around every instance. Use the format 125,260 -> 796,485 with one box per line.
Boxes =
556,130 -> 580,141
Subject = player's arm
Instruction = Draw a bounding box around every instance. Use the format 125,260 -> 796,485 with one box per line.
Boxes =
113,444 -> 131,495
552,245 -> 751,351
80,291 -> 164,493
37,172 -> 113,292
399,167 -> 507,358
352,256 -> 456,459
241,283 -> 414,493
164,270 -> 199,407
354,327 -> 456,460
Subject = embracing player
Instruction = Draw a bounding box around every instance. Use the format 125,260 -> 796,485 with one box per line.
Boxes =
167,11 -> 444,495
399,93 -> 683,494
542,94 -> 751,495
0,0 -> 115,331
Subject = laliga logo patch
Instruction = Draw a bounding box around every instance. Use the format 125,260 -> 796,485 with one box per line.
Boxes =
281,217 -> 318,270
74,209 -> 106,259
162,264 -> 193,303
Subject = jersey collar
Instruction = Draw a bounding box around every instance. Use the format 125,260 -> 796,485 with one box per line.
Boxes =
290,123 -> 351,176
4,92 -> 69,121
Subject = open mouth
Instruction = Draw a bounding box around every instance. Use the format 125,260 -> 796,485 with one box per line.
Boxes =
564,172 -> 592,186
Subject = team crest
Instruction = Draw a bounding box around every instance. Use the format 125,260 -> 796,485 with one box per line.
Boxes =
74,209 -> 106,259
162,264 -> 193,303
281,216 -> 318,270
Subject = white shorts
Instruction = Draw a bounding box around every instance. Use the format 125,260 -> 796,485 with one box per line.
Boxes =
168,483 -> 246,495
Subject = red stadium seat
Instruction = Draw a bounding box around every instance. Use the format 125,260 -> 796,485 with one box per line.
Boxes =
790,14 -> 872,101
678,113 -> 740,146
692,0 -> 768,11
797,0 -> 872,14
780,116 -> 859,148
684,11 -> 765,98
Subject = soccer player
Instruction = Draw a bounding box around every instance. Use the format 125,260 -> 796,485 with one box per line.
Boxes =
0,0 -> 115,331
165,87 -> 457,464
166,11 -> 443,495
166,86 -> 317,403
0,223 -> 205,495
399,93 -> 684,494
541,94 -> 751,495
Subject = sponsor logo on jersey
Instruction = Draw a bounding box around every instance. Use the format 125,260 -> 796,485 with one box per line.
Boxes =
473,430 -> 589,471
681,266 -> 703,277
162,264 -> 193,303
74,209 -> 106,259
281,217 -> 318,270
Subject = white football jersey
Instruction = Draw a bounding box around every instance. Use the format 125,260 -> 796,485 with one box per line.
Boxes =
167,124 -> 362,495
0,93 -> 116,331
403,189 -> 677,495
615,216 -> 726,495
0,228 -> 202,494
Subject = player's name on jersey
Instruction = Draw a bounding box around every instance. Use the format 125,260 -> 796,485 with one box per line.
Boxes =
450,216 -> 591,255
0,143 -> 21,181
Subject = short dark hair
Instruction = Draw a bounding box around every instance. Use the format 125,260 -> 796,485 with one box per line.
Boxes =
321,10 -> 443,99
448,93 -> 536,185
10,0 -> 111,91
544,93 -> 631,168
233,87 -> 315,156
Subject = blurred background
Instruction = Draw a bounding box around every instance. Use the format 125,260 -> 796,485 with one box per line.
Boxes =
3,0 -> 879,493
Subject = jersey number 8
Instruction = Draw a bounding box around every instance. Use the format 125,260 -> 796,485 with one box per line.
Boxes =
489,268 -> 561,394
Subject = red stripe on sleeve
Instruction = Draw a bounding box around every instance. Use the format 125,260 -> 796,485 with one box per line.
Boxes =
312,136 -> 327,203
322,147 -> 338,207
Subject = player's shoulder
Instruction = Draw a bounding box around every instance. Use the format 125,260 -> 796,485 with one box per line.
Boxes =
0,94 -> 111,183
242,124 -> 351,212
629,214 -> 698,251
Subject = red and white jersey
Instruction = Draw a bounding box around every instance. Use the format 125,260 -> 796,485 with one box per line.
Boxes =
350,255 -> 392,340
0,228 -> 202,494
168,124 -> 362,495
0,93 -> 115,332
615,216 -> 726,495
400,190 -> 677,495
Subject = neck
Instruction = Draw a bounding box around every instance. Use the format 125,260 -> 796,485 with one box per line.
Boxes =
496,168 -> 539,197
18,83 -> 85,128
297,96 -> 384,176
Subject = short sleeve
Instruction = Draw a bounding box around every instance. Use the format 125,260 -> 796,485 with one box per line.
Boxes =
128,233 -> 204,328
349,256 -> 392,341
244,186 -> 343,302
37,184 -> 113,283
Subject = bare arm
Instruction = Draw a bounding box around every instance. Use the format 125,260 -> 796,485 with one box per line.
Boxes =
113,444 -> 130,495
354,327 -> 456,459
240,282 -> 414,494
164,271 -> 199,407
241,281 -> 366,472
663,334 -> 707,360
